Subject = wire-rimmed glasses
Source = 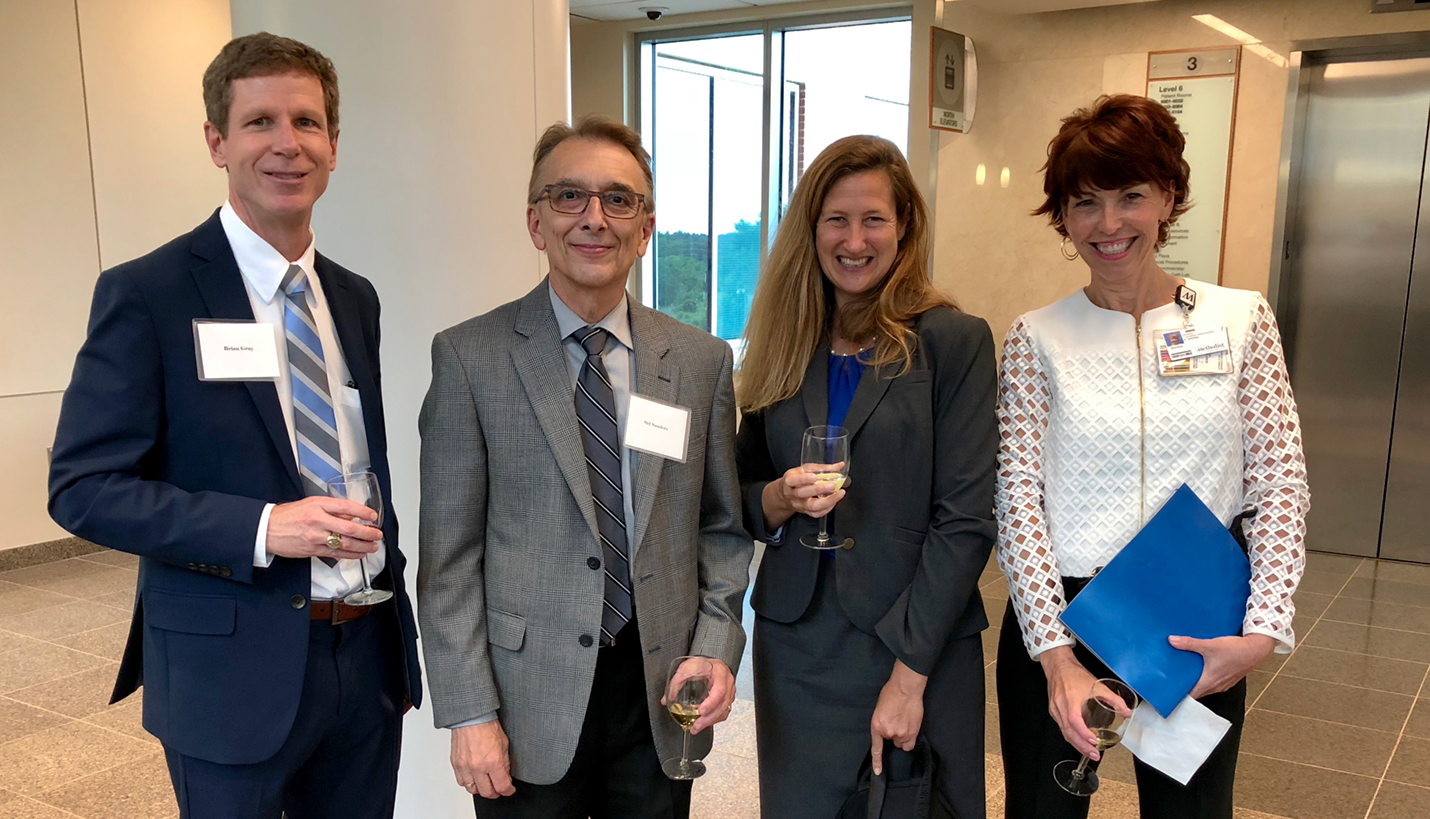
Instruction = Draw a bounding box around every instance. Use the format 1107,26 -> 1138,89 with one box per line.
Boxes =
534,185 -> 647,219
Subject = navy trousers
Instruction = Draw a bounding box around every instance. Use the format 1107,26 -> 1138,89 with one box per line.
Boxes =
163,606 -> 405,819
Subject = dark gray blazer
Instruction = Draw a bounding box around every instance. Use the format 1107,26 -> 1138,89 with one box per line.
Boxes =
735,306 -> 997,675
417,280 -> 752,785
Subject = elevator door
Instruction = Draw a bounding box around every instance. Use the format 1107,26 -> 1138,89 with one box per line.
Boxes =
1286,56 -> 1430,562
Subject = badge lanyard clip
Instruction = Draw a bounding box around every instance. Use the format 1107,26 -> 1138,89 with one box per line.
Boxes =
1174,284 -> 1197,329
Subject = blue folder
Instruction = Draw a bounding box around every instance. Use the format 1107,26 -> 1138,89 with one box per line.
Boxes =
1059,484 -> 1251,717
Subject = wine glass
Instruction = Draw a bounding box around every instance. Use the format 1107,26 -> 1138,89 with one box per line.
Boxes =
798,425 -> 852,550
1053,678 -> 1139,797
661,656 -> 713,780
325,471 -> 393,607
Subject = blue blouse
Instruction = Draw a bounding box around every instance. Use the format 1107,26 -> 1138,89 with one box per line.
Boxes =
827,352 -> 866,429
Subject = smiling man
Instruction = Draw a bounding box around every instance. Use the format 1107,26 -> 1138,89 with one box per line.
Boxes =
48,33 -> 421,819
417,117 -> 753,819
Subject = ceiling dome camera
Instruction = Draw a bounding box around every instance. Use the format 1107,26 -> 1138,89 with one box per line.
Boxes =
641,6 -> 667,20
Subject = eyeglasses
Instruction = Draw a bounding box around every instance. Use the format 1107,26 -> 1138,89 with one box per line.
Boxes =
535,185 -> 647,219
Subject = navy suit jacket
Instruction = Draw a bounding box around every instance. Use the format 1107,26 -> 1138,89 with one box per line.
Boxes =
48,210 -> 422,766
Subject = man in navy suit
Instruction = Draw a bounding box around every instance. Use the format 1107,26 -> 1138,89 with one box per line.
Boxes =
48,32 -> 420,819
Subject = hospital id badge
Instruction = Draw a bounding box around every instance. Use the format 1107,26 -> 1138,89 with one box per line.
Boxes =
1156,335 -> 1232,377
1160,326 -> 1230,362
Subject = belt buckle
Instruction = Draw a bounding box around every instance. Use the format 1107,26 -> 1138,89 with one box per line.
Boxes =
329,600 -> 346,626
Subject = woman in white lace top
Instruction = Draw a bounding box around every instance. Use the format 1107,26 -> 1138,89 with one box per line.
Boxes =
994,95 -> 1309,819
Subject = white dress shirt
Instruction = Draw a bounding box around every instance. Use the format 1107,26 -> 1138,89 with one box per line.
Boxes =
219,201 -> 386,600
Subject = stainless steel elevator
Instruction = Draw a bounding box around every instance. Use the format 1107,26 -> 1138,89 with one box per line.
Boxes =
1282,52 -> 1430,563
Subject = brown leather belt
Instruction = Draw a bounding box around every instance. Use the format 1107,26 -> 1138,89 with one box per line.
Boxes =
310,599 -> 373,625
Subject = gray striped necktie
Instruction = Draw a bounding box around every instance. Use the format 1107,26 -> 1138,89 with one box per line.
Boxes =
573,326 -> 633,645
281,264 -> 342,567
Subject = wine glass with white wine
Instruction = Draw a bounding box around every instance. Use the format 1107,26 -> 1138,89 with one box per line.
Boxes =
798,425 -> 852,550
1053,678 -> 1140,797
661,656 -> 713,780
325,471 -> 393,607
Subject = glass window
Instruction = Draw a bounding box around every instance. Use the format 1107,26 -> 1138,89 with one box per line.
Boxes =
639,15 -> 912,342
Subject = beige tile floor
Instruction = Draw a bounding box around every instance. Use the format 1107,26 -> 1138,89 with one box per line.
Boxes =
3,550 -> 1430,818
694,550 -> 1430,819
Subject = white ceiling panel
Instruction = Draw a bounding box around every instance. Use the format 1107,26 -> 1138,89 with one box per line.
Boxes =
957,0 -> 1165,14
571,0 -> 753,21
570,0 -> 1165,23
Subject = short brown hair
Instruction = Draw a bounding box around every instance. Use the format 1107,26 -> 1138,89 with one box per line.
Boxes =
528,116 -> 655,212
1034,94 -> 1190,247
203,32 -> 339,138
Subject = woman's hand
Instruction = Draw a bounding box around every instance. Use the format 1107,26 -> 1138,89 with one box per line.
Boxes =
1038,647 -> 1104,759
869,660 -> 927,775
1169,633 -> 1275,698
760,464 -> 847,531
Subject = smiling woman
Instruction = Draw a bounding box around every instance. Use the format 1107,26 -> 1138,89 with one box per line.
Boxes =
994,95 -> 1309,819
734,136 -> 997,819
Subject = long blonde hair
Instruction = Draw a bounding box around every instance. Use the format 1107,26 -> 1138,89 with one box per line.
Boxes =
737,135 -> 954,413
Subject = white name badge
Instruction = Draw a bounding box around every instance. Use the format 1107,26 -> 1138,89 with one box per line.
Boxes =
193,320 -> 281,381
624,393 -> 692,463
1160,326 -> 1230,362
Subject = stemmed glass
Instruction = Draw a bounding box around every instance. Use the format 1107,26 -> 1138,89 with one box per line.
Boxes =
325,471 -> 393,607
661,656 -> 712,780
1053,677 -> 1139,796
798,425 -> 852,550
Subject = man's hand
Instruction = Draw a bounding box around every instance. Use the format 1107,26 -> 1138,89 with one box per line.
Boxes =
662,657 -> 736,735
266,497 -> 381,560
1038,646 -> 1102,759
450,721 -> 515,799
869,660 -> 927,775
1170,633 -> 1276,698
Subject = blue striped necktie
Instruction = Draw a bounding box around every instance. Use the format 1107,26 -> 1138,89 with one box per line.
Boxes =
573,326 -> 633,645
281,264 -> 342,567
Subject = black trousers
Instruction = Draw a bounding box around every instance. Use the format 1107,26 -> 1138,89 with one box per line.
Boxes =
163,606 -> 405,819
996,599 -> 1246,819
474,619 -> 692,819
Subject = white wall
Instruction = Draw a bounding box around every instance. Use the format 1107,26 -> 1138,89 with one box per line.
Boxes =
932,0 -> 1430,343
0,0 -> 230,551
227,2 -> 570,814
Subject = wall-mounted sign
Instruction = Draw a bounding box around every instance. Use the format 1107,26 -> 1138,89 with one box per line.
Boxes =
1146,47 -> 1241,285
930,27 -> 977,133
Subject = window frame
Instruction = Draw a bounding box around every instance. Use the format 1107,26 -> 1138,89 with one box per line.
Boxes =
633,7 -> 915,327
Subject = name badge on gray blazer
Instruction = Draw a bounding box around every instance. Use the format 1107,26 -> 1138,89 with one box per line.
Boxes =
625,393 -> 691,463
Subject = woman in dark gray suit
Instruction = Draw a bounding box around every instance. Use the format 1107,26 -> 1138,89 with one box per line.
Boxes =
735,135 -> 997,819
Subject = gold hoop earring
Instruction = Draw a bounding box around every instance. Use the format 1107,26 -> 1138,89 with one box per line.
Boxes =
1060,236 -> 1079,261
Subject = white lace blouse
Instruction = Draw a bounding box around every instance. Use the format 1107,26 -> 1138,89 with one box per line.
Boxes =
995,283 -> 1310,660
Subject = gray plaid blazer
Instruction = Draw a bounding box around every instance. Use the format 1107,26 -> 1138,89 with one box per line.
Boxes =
417,279 -> 752,785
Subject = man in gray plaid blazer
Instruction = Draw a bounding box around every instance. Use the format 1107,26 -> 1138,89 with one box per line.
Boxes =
417,116 -> 752,818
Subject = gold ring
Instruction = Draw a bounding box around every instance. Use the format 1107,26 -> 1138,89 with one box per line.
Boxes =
326,532 -> 342,550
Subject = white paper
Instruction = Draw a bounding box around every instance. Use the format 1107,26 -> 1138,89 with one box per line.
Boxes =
194,321 -> 280,381
624,393 -> 691,463
1121,697 -> 1231,786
